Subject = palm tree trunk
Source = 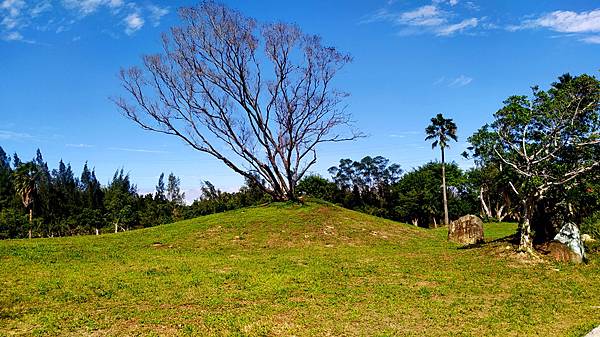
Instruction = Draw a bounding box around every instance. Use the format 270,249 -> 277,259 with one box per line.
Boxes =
28,208 -> 33,239
441,148 -> 449,225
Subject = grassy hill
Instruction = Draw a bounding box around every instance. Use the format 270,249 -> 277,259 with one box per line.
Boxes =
1,202 -> 599,336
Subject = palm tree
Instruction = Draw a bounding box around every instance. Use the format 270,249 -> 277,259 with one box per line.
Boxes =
13,162 -> 39,239
425,113 -> 458,226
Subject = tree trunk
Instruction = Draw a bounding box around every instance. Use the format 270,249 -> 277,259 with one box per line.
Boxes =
95,228 -> 99,236
495,205 -> 506,222
441,148 -> 449,225
28,208 -> 33,239
114,218 -> 119,233
480,187 -> 492,218
519,200 -> 534,253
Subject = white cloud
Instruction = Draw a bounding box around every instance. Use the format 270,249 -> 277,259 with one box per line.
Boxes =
108,0 -> 123,8
108,147 -> 167,154
0,0 -> 25,29
147,4 -> 168,27
362,1 -> 481,37
62,0 -> 105,16
124,12 -> 144,35
0,0 -> 166,43
449,75 -> 473,87
509,9 -> 600,44
1,0 -> 25,17
400,5 -> 444,27
66,143 -> 93,148
2,30 -> 21,40
1,16 -> 17,29
518,9 -> 600,33
30,1 -> 52,17
436,17 -> 478,36
434,0 -> 458,6
0,129 -> 32,140
581,35 -> 600,44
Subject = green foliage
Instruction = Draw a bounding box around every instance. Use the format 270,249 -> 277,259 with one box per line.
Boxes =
186,178 -> 270,218
393,162 -> 476,227
0,147 -> 272,239
581,211 -> 600,240
297,175 -> 338,201
467,73 -> 600,245
425,113 -> 458,151
0,208 -> 27,239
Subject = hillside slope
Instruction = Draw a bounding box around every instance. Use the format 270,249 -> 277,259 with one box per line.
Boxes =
0,202 -> 599,336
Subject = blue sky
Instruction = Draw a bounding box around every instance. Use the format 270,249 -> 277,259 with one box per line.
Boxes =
1,0 -> 599,201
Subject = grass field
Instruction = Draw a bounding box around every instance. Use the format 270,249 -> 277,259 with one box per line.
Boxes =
1,201 -> 599,336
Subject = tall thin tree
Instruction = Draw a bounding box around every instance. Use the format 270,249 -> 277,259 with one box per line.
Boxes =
425,113 -> 458,226
13,162 -> 40,239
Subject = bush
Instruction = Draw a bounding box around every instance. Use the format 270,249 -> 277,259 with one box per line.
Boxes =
581,211 -> 600,240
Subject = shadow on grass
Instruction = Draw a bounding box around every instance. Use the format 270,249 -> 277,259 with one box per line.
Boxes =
456,234 -> 519,250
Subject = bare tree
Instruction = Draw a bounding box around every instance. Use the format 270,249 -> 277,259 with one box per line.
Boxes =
113,1 -> 360,201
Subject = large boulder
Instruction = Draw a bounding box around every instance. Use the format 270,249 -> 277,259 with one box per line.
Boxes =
448,215 -> 484,245
554,222 -> 585,261
542,241 -> 583,263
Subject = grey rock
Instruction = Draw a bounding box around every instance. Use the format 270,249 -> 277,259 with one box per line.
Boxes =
554,222 -> 585,260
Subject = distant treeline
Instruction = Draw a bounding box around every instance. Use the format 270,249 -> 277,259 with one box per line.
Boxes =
0,147 -> 270,239
1,147 -> 598,241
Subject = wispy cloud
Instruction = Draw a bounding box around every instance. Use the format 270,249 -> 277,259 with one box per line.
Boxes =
147,4 -> 168,27
448,75 -> 473,87
389,131 -> 420,138
30,1 -> 52,17
1,0 -> 169,43
434,75 -> 473,87
509,9 -> 600,44
0,129 -> 34,140
108,147 -> 168,154
124,12 -> 143,35
437,18 -> 478,36
361,0 -> 481,37
66,143 -> 93,148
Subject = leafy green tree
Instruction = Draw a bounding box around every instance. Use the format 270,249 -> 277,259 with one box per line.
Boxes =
104,169 -> 137,233
0,147 -> 14,210
155,173 -> 166,202
166,173 -> 185,220
425,113 -> 458,226
80,162 -> 105,234
468,74 -> 600,253
393,162 -> 472,227
13,162 -> 40,239
297,175 -> 340,201
328,156 -> 402,213
465,165 -> 515,221
166,173 -> 185,205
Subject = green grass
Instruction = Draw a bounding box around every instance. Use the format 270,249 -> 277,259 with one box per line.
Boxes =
1,201 -> 599,336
